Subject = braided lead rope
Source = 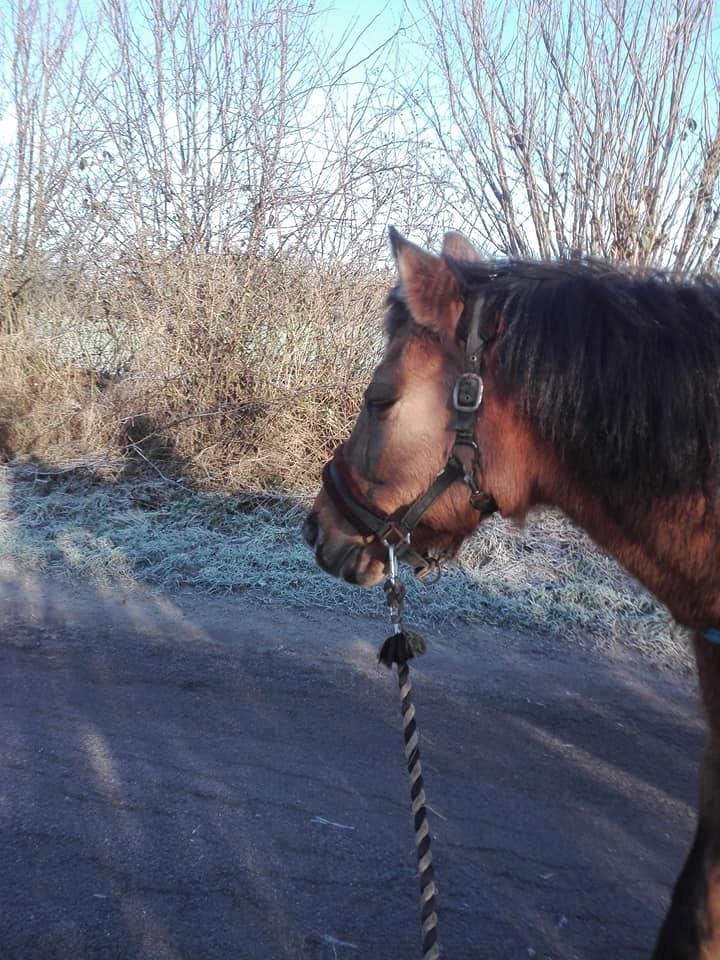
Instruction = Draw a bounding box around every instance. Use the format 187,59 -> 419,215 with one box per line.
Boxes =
397,661 -> 441,960
378,542 -> 441,960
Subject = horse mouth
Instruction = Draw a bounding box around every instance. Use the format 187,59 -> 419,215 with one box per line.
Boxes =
316,541 -> 386,587
303,513 -> 386,586
303,508 -> 467,587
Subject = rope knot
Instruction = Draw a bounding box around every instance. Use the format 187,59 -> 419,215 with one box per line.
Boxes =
377,628 -> 427,668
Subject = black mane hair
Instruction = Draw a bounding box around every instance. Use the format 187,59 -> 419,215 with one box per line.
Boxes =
388,259 -> 720,510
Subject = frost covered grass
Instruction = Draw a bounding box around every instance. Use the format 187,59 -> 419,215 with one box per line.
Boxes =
0,462 -> 684,664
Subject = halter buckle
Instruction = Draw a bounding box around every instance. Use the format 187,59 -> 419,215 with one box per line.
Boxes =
453,373 -> 483,412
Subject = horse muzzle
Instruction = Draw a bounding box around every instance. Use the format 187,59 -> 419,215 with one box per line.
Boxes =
303,478 -> 392,583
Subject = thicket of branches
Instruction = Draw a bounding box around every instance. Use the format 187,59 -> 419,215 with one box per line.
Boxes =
0,0 -> 718,488
414,0 -> 720,267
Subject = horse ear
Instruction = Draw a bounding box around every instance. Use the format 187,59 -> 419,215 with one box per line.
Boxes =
388,227 -> 463,336
442,231 -> 481,262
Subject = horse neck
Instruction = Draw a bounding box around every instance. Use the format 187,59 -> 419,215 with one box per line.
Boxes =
481,397 -> 720,627
539,462 -> 720,629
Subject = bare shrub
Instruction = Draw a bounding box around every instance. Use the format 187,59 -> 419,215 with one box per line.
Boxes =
0,251 -> 386,489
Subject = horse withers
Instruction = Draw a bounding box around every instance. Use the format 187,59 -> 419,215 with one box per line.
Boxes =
303,228 -> 720,959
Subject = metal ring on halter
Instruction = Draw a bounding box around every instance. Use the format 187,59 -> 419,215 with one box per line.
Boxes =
418,558 -> 443,586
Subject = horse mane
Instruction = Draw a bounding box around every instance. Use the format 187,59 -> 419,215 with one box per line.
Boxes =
387,258 -> 720,510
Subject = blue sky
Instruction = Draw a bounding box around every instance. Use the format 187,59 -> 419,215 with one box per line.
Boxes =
320,0 -> 409,53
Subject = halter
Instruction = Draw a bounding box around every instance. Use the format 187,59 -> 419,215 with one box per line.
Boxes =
321,294 -> 499,579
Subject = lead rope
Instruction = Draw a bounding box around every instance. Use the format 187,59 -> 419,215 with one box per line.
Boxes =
377,541 -> 441,960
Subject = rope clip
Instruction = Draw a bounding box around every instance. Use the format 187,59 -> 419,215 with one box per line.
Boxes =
383,538 -> 407,635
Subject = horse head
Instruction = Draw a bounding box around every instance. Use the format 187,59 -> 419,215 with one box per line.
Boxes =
303,229 -> 540,586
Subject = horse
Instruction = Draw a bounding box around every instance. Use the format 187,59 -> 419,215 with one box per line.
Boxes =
302,227 -> 720,958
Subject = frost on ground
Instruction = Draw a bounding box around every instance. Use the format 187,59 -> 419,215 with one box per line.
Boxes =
0,461 -> 686,665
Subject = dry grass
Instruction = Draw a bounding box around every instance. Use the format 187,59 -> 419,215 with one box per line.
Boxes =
0,252 -> 387,490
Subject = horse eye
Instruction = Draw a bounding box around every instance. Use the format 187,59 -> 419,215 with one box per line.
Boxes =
363,390 -> 396,413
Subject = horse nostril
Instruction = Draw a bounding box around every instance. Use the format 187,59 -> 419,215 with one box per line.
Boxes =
302,512 -> 319,548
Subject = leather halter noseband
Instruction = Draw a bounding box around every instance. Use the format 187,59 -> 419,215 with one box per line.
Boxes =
321,294 -> 499,579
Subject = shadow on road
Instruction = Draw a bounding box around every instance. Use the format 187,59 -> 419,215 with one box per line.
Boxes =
0,550 -> 702,960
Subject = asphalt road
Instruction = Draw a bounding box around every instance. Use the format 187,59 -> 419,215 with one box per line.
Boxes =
0,568 -> 702,960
